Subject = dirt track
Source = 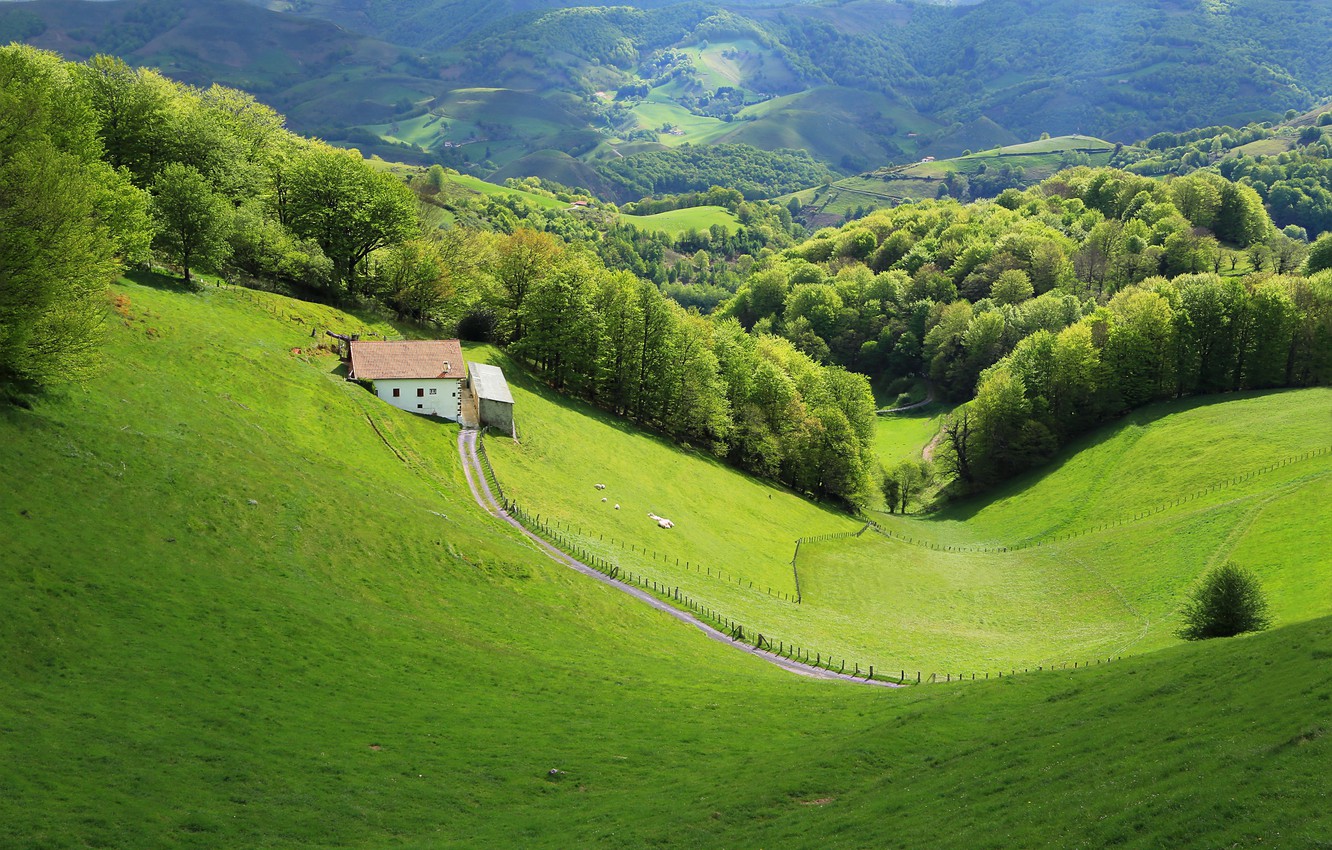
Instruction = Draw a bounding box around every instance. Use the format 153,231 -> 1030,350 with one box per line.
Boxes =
456,428 -> 898,687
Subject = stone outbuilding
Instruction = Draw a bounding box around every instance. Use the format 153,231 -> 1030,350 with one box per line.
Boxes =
469,362 -> 514,435
349,339 -> 465,421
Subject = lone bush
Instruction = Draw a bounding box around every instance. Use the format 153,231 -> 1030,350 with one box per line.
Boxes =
1177,561 -> 1271,640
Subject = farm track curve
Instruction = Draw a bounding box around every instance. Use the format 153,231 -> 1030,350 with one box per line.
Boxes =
457,428 -> 898,687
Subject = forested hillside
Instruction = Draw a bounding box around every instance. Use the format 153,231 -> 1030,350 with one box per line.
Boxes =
730,168 -> 1332,493
8,0 -> 1332,183
5,45 -> 1330,511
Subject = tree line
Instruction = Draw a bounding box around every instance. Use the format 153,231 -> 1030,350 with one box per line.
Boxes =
937,272 -> 1332,490
481,229 -> 880,506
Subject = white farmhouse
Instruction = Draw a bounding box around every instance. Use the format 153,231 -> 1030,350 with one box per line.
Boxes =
349,339 -> 466,421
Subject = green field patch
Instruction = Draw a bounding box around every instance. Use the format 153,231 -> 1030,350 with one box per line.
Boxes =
874,404 -> 951,465
910,390 -> 1332,545
631,97 -> 730,145
476,347 -> 861,599
683,38 -> 798,93
444,172 -> 567,210
620,205 -> 737,237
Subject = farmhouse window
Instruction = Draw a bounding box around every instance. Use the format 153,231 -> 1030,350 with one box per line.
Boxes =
417,388 -> 425,397
392,388 -> 400,398
429,388 -> 437,395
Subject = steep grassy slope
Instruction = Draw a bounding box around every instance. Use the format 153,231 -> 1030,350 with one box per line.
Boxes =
2,279 -> 1330,848
478,345 -> 862,599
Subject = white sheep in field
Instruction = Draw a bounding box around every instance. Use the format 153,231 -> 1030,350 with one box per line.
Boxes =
614,504 -> 620,510
601,497 -> 607,502
648,512 -> 675,529
594,483 -> 606,490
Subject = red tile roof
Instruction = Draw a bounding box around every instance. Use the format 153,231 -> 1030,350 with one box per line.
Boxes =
349,339 -> 465,380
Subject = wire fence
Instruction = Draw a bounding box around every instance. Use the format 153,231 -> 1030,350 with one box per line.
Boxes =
474,427 -> 505,504
790,524 -> 871,604
477,435 -> 1136,686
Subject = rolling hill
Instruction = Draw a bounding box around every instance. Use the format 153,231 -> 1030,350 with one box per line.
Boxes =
482,339 -> 1331,673
786,134 -> 1117,226
10,0 -> 1332,190
2,275 -> 1330,847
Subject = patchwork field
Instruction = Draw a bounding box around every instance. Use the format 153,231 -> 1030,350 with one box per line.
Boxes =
787,134 -> 1116,222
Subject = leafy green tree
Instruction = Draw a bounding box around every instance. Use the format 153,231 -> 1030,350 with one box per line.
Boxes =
373,239 -> 454,323
151,162 -> 231,287
883,459 -> 930,513
991,268 -> 1033,305
515,252 -> 600,393
491,228 -> 560,343
73,54 -> 173,183
284,144 -> 417,294
1304,232 -> 1332,275
0,143 -> 120,397
0,45 -> 149,398
1177,561 -> 1271,640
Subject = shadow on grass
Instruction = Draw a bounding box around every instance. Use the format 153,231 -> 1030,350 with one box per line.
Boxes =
124,268 -> 201,294
925,389 -> 1299,524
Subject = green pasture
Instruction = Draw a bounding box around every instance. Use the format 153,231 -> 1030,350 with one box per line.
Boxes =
477,345 -> 861,600
873,403 -> 950,465
1228,137 -> 1295,158
794,134 -> 1119,220
483,352 -> 1331,673
898,389 -> 1332,545
3,280 -> 1330,848
444,172 -> 567,210
620,205 -> 737,237
682,38 -> 798,93
631,96 -> 730,145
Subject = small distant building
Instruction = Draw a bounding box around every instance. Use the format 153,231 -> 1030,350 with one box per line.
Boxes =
469,362 -> 514,434
349,339 -> 465,421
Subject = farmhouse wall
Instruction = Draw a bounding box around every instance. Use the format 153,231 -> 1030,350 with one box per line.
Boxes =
479,396 -> 514,434
373,377 -> 462,420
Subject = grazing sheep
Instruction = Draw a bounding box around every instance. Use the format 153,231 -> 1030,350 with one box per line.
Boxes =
601,497 -> 607,502
614,504 -> 620,510
594,483 -> 606,490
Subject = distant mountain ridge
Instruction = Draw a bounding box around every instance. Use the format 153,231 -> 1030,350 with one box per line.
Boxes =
6,0 -> 1331,188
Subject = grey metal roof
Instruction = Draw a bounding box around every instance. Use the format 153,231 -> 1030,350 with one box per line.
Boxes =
470,362 -> 514,405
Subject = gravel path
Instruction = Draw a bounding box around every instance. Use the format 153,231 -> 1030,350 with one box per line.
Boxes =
457,429 -> 898,687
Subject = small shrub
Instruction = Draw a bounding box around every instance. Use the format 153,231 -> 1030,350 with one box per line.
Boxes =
1177,561 -> 1271,640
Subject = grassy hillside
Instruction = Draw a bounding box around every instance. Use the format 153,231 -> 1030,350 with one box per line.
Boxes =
620,204 -> 737,237
873,403 -> 950,465
478,344 -> 862,599
3,278 -> 1331,848
788,134 -> 1116,225
486,150 -> 618,197
485,352 -> 1331,672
